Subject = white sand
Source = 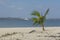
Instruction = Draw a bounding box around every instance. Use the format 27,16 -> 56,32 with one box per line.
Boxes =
0,27 -> 60,40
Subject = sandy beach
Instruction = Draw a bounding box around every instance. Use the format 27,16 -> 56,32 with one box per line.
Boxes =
0,27 -> 60,40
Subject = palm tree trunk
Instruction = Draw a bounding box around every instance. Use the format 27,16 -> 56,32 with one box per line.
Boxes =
41,24 -> 45,31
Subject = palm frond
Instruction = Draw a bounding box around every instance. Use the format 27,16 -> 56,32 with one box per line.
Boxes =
44,8 -> 49,17
39,16 -> 44,24
32,11 -> 40,17
32,18 -> 38,25
33,21 -> 38,25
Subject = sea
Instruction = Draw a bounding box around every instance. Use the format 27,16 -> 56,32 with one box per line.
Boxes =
0,19 -> 60,28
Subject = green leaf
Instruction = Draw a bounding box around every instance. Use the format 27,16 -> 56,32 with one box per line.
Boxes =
32,11 -> 40,17
44,8 -> 49,17
33,21 -> 38,25
39,16 -> 44,24
32,18 -> 37,21
32,18 -> 38,25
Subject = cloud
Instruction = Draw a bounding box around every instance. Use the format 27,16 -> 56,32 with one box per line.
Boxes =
0,0 -> 6,5
9,5 -> 23,10
0,0 -> 24,11
9,5 -> 16,8
0,0 -> 10,6
17,8 -> 23,10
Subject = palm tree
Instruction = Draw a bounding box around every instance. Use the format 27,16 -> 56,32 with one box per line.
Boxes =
31,8 -> 49,31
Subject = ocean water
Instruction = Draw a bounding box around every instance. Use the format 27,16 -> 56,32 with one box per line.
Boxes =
0,19 -> 60,28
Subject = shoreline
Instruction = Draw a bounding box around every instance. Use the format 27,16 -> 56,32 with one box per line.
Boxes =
0,26 -> 60,28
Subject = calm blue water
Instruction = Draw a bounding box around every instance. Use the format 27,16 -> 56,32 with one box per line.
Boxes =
0,19 -> 60,27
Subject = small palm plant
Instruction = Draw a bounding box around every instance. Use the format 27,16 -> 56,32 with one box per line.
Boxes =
31,8 -> 49,31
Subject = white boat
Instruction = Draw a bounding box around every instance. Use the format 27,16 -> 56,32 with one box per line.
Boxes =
24,18 -> 29,20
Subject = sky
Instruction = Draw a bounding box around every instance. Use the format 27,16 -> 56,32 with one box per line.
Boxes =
0,0 -> 60,19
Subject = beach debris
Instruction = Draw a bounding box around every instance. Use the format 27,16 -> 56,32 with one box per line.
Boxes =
29,30 -> 36,33
0,32 -> 18,38
16,38 -> 21,40
57,33 -> 60,34
44,35 -> 60,38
